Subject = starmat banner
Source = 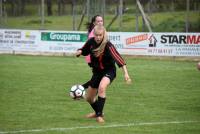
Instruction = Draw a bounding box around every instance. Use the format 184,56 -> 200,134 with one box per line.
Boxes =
109,32 -> 200,56
0,29 -> 199,56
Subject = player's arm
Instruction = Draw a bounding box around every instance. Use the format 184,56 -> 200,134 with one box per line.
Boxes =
76,39 -> 91,57
76,49 -> 82,57
122,65 -> 132,84
108,43 -> 132,84
108,43 -> 125,67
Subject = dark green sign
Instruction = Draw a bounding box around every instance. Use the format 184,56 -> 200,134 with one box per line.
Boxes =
41,32 -> 87,42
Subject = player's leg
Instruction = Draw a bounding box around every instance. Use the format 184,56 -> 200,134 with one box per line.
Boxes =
82,80 -> 91,89
85,86 -> 98,118
85,86 -> 97,103
96,69 -> 116,123
98,76 -> 110,98
95,77 -> 110,123
85,71 -> 103,119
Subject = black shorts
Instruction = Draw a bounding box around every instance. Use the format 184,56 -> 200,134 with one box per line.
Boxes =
90,68 -> 116,88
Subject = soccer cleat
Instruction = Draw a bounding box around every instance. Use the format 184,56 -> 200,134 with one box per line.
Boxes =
85,112 -> 105,118
85,112 -> 96,118
96,116 -> 105,123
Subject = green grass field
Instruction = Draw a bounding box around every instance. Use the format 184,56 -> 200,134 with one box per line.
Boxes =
0,54 -> 200,134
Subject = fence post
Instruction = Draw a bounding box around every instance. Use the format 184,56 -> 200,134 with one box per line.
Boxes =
119,0 -> 123,31
102,0 -> 105,20
135,0 -> 139,32
86,0 -> 105,22
186,0 -> 190,32
136,0 -> 152,32
86,0 -> 90,21
72,0 -> 76,30
41,0 -> 45,29
0,0 -> 2,26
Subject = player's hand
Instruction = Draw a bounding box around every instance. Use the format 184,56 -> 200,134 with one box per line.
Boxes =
125,75 -> 132,84
126,78 -> 132,84
76,50 -> 82,57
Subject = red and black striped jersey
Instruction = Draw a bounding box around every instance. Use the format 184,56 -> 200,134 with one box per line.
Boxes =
80,37 -> 126,70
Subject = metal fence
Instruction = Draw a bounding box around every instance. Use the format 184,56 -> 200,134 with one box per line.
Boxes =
0,0 -> 200,32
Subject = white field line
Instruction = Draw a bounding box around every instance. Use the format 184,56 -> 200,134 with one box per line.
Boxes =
0,120 -> 199,134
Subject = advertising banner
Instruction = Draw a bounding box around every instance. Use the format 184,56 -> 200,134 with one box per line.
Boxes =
109,32 -> 200,56
40,31 -> 87,53
0,29 -> 40,53
0,29 -> 199,56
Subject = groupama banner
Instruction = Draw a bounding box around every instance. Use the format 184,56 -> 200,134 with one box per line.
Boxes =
0,29 -> 199,56
41,32 -> 87,42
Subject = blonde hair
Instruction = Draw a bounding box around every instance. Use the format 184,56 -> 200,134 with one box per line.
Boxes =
93,25 -> 108,57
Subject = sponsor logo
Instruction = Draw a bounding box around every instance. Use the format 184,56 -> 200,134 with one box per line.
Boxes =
148,34 -> 157,47
41,32 -> 87,42
25,31 -> 36,40
161,35 -> 200,44
126,34 -> 148,45
105,74 -> 111,78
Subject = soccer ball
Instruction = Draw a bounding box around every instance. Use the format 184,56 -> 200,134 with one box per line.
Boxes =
69,85 -> 86,99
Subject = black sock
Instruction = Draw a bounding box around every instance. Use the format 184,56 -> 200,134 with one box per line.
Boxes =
96,96 -> 106,117
90,101 -> 98,114
82,80 -> 90,89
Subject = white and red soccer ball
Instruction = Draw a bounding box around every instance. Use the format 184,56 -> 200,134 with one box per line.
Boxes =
69,85 -> 86,99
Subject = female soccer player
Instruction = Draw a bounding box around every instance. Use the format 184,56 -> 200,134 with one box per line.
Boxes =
76,25 -> 132,123
82,15 -> 104,89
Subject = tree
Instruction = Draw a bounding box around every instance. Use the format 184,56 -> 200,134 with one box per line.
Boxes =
47,0 -> 52,16
57,0 -> 66,15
